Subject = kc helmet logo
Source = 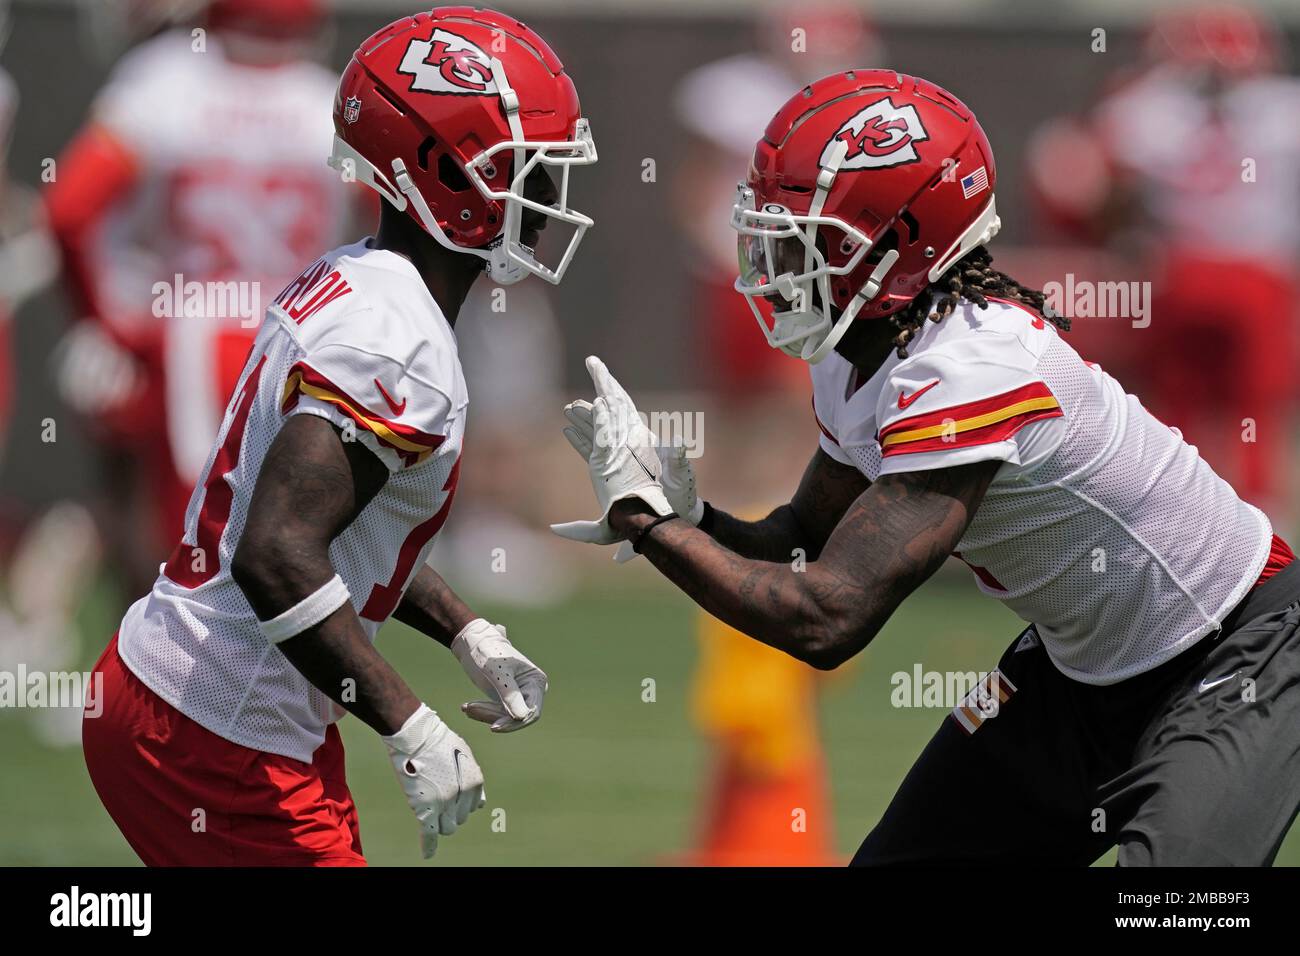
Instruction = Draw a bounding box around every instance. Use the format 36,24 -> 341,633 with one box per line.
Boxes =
821,96 -> 929,170
397,28 -> 498,96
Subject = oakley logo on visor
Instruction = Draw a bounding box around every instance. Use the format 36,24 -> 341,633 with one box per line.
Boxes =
821,96 -> 929,170
398,29 -> 498,96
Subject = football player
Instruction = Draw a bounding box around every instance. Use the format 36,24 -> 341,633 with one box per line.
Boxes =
82,8 -> 596,865
555,71 -> 1300,865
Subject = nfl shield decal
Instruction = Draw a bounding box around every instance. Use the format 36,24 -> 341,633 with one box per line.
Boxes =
343,96 -> 362,124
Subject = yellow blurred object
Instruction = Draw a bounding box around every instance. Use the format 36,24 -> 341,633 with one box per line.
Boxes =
691,610 -> 821,776
677,599 -> 843,866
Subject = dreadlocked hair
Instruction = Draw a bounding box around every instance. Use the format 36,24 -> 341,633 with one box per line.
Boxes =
886,245 -> 1070,359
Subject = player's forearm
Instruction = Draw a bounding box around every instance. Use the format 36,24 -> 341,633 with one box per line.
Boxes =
232,543 -> 419,736
393,565 -> 477,649
277,604 -> 421,736
702,503 -> 823,562
613,504 -> 883,669
703,448 -> 871,562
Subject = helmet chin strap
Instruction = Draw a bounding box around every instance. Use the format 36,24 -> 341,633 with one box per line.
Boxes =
796,196 -> 999,366
803,141 -> 846,276
802,248 -> 900,364
768,138 -> 853,363
391,156 -> 493,263
328,135 -> 492,262
483,56 -> 533,286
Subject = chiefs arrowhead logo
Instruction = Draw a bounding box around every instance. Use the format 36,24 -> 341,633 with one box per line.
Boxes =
821,97 -> 929,170
397,29 -> 497,96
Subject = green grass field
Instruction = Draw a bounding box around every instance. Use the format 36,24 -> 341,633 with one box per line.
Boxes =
1,572 -> 1296,866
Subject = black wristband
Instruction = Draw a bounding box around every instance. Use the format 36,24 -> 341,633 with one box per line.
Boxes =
697,500 -> 716,535
630,512 -> 680,554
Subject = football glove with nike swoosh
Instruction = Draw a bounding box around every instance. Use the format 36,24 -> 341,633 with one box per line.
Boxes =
561,400 -> 703,562
551,356 -> 673,545
382,704 -> 485,860
451,618 -> 547,732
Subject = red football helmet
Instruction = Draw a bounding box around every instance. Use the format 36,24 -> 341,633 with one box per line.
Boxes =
732,70 -> 1000,363
329,7 -> 596,285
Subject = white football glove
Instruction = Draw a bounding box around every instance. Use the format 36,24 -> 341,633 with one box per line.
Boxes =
561,400 -> 703,563
450,618 -> 547,733
550,356 -> 673,545
382,704 -> 486,860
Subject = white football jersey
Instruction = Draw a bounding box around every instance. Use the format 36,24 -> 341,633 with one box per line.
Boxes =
811,297 -> 1271,684
117,240 -> 467,761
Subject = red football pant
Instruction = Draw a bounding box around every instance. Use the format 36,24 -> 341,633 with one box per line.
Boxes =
82,634 -> 365,866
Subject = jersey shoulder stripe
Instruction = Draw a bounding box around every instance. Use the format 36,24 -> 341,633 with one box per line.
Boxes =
878,381 -> 1061,456
282,361 -> 445,467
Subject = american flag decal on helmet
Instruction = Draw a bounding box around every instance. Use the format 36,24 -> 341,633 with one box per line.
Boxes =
960,165 -> 989,199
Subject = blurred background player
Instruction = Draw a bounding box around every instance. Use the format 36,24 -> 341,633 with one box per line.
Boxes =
1025,2 -> 1300,529
44,0 -> 349,598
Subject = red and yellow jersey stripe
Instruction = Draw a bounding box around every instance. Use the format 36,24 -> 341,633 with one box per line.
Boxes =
878,382 -> 1062,458
280,362 -> 443,467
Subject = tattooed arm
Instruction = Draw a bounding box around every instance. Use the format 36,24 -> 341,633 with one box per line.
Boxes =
231,413 -> 420,736
703,447 -> 870,561
611,461 -> 999,670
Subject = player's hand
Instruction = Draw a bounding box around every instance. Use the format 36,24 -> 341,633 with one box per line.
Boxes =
562,400 -> 704,561
550,356 -> 673,545
450,619 -> 547,733
382,704 -> 486,860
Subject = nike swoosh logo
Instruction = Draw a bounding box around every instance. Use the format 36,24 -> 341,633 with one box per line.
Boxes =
374,378 -> 407,416
452,748 -> 467,788
630,447 -> 656,480
898,379 -> 940,409
1198,671 -> 1241,693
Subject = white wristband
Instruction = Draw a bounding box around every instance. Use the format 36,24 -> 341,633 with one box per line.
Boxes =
260,574 -> 352,644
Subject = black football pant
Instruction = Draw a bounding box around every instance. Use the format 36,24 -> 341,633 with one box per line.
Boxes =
852,560 -> 1300,866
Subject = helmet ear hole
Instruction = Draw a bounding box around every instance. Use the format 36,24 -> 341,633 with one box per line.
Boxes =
899,210 -> 920,245
437,152 -> 472,193
416,137 -> 437,172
